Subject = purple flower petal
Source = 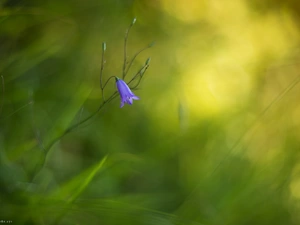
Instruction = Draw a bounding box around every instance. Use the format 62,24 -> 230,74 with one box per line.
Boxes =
131,96 -> 139,100
116,77 -> 139,108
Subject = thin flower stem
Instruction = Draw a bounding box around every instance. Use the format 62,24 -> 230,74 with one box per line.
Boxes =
128,64 -> 149,85
100,43 -> 106,100
130,76 -> 143,90
124,46 -> 151,79
100,43 -> 106,89
103,76 -> 117,90
122,22 -> 134,79
0,75 -> 4,116
39,66 -> 143,159
32,91 -> 119,181
31,18 -> 151,183
44,91 -> 118,153
101,76 -> 117,104
1,101 -> 33,121
130,65 -> 149,90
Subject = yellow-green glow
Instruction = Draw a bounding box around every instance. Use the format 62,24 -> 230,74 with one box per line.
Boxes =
144,0 -> 299,126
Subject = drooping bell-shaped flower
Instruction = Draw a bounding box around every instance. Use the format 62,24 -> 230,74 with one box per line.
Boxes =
116,77 -> 139,108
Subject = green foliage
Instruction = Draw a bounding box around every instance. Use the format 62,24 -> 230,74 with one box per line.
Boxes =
1,0 -> 300,225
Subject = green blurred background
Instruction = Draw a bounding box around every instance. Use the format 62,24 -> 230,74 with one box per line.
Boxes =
1,0 -> 300,224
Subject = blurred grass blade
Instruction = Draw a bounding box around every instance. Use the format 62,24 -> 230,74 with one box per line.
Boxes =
67,155 -> 108,203
49,155 -> 108,202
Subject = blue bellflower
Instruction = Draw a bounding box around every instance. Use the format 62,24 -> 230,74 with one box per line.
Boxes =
116,77 -> 139,108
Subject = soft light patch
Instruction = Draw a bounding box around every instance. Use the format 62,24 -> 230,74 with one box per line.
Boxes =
182,68 -> 220,117
161,0 -> 208,23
